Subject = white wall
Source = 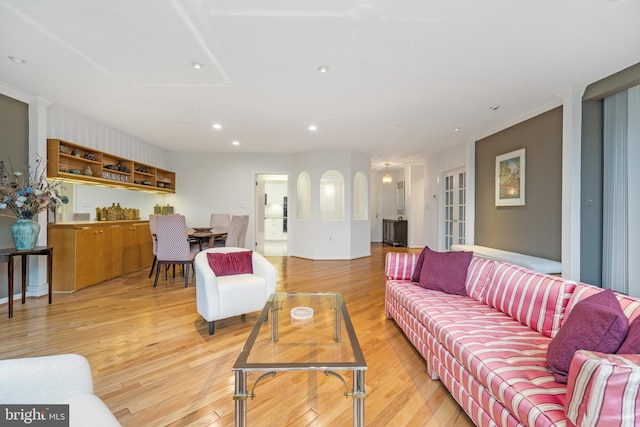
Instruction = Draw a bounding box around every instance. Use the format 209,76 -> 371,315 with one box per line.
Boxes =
48,104 -> 165,166
406,163 -> 426,248
290,150 -> 371,260
47,104 -> 169,221
73,184 -> 168,221
166,151 -> 293,251
424,142 -> 469,251
350,153 -> 372,259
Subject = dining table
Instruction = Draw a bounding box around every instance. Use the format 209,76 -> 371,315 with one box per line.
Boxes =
188,227 -> 228,251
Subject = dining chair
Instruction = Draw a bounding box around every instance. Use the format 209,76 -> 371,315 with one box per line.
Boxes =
225,215 -> 249,248
148,214 -> 159,278
209,213 -> 230,247
153,214 -> 199,287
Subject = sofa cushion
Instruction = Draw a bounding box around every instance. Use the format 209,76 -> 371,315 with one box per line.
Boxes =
564,283 -> 640,327
385,280 -> 568,426
465,256 -> 495,301
384,252 -> 417,281
566,350 -> 640,427
547,289 -> 628,383
618,316 -> 640,354
480,262 -> 574,338
207,250 -> 253,276
418,247 -> 472,296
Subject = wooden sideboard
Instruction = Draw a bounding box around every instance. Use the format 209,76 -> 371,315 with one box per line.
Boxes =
383,219 -> 408,247
48,220 -> 154,291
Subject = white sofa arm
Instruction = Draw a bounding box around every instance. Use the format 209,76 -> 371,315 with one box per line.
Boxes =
385,252 -> 418,281
0,354 -> 94,404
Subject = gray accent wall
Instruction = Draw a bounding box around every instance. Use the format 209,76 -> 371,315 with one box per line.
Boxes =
475,107 -> 563,260
0,93 -> 29,299
580,101 -> 603,286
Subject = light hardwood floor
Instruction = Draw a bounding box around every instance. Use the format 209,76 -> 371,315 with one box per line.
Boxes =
1,243 -> 474,427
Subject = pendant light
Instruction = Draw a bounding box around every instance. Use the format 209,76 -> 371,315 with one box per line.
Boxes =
382,163 -> 392,184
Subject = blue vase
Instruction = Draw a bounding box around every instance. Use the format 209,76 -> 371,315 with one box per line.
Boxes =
10,219 -> 41,251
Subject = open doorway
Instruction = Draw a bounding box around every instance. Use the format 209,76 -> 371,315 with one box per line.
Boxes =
255,174 -> 288,256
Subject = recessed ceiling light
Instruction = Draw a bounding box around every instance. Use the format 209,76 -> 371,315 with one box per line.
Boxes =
453,127 -> 461,132
8,56 -> 26,64
232,140 -> 240,146
317,66 -> 329,73
212,123 -> 222,130
192,62 -> 203,69
308,125 -> 318,131
489,105 -> 500,111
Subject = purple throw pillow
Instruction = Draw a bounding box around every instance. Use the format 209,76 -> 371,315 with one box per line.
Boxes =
207,251 -> 253,276
618,316 -> 640,354
418,247 -> 472,296
547,289 -> 628,383
411,246 -> 428,282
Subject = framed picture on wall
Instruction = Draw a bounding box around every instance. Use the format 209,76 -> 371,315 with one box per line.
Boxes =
495,148 -> 525,206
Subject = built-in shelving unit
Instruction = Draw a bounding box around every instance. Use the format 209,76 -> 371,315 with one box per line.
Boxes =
47,139 -> 175,193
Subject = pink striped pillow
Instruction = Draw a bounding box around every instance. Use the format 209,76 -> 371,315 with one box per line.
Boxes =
566,350 -> 640,426
384,252 -> 417,281
480,262 -> 574,337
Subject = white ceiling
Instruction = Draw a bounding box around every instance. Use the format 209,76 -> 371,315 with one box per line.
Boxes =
1,0 -> 639,169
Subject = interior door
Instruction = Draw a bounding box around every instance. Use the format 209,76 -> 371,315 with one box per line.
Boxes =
443,168 -> 467,250
255,178 -> 266,254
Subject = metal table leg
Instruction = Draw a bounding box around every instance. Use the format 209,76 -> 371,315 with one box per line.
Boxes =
234,370 -> 247,427
353,369 -> 365,427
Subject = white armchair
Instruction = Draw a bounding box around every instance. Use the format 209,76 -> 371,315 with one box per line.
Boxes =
195,247 -> 277,335
0,354 -> 120,426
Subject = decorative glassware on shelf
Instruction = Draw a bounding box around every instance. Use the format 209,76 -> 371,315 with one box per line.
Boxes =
95,203 -> 140,221
153,204 -> 174,215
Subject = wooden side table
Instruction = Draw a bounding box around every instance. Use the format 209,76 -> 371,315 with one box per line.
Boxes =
0,246 -> 53,318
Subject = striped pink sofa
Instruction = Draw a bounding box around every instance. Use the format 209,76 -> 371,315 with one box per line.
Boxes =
384,252 -> 640,427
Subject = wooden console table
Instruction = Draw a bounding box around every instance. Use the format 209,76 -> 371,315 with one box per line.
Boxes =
0,246 -> 53,318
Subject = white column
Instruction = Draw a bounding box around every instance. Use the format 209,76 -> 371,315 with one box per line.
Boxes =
558,87 -> 585,281
465,138 -> 476,245
27,96 -> 52,297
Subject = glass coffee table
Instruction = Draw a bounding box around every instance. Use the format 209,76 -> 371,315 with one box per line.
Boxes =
232,292 -> 367,426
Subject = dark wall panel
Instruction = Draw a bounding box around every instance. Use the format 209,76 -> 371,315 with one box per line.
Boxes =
0,93 -> 29,299
580,101 -> 603,286
475,107 -> 563,260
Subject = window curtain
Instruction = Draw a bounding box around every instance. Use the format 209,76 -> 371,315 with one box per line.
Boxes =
602,91 -> 629,294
